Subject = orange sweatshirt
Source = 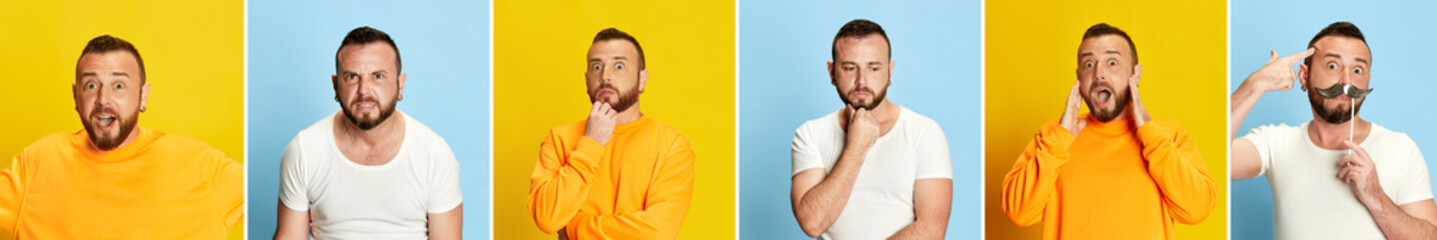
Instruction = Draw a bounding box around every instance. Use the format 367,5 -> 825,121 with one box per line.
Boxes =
0,127 -> 243,239
1002,114 -> 1214,239
528,115 -> 696,239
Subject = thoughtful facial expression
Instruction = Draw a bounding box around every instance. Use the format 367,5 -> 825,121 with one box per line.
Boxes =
74,51 -> 147,150
1303,36 -> 1371,124
1076,35 -> 1135,122
334,42 -> 404,130
585,39 -> 645,112
830,34 -> 892,110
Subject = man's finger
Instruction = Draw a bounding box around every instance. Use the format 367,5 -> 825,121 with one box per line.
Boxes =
1268,50 -> 1279,62
1343,140 -> 1372,160
1280,48 -> 1317,65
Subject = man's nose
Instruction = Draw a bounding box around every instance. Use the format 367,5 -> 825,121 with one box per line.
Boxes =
854,71 -> 868,88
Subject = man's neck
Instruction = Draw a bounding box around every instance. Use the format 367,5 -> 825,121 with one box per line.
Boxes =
334,112 -> 407,150
1307,116 -> 1371,150
616,104 -> 643,125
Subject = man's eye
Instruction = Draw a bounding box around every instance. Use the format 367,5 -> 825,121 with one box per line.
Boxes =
1108,59 -> 1118,66
1084,61 -> 1094,68
1354,67 -> 1364,74
615,63 -> 625,70
591,64 -> 602,70
113,82 -> 125,89
1327,62 -> 1338,69
870,67 -> 880,71
85,82 -> 97,89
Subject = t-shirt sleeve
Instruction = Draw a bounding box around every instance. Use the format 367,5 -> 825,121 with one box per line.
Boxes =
1395,138 -> 1434,205
427,140 -> 464,213
791,124 -> 824,175
915,120 -> 953,179
278,136 -> 310,211
1239,124 -> 1282,177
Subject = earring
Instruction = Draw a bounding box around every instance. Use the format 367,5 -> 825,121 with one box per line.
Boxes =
140,106 -> 147,112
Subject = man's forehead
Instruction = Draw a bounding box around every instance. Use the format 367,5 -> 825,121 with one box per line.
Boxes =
338,43 -> 398,68
1078,35 -> 1130,56
1313,36 -> 1371,61
78,52 -> 140,73
834,34 -> 890,61
587,40 -> 638,60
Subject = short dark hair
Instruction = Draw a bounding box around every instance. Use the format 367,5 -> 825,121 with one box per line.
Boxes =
831,19 -> 891,61
1304,21 -> 1368,66
592,28 -> 646,70
335,26 -> 402,73
1082,23 -> 1138,64
78,35 -> 146,83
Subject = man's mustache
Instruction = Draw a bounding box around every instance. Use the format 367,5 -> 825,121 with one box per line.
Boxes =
1314,83 -> 1374,99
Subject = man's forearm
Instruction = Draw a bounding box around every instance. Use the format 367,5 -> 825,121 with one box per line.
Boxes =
1230,84 -> 1263,138
1366,194 -> 1437,239
794,146 -> 868,237
888,219 -> 944,240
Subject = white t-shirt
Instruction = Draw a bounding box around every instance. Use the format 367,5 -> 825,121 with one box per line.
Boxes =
280,111 -> 463,239
791,106 -> 953,240
1243,121 -> 1432,239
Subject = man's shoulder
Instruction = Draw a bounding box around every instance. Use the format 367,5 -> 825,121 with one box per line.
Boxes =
23,131 -> 78,151
795,110 -> 842,134
1367,123 -> 1420,151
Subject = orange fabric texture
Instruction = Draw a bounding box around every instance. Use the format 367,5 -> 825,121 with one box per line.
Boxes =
527,115 -> 697,239
1002,114 -> 1214,239
0,127 -> 242,239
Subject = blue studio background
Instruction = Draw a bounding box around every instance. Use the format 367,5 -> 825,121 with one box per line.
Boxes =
247,0 -> 490,238
1231,0 -> 1437,239
738,0 -> 981,239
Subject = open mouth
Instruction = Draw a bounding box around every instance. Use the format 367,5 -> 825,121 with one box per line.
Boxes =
1094,88 -> 1113,104
95,114 -> 116,130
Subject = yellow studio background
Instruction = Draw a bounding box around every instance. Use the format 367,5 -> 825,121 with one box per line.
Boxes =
0,0 -> 244,239
984,0 -> 1227,239
494,0 -> 736,239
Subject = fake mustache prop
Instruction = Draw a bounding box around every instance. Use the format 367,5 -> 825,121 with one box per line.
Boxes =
1315,83 -> 1374,99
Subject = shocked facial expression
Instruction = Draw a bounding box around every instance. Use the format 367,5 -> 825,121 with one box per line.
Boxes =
1076,35 -> 1136,122
74,51 -> 147,150
585,39 -> 646,112
1302,36 -> 1371,124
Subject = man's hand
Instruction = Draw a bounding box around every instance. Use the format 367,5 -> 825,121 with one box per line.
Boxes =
845,105 -> 880,152
584,101 -> 618,145
1339,140 -> 1385,204
1242,48 -> 1315,93
1059,81 -> 1086,136
1128,64 -> 1151,127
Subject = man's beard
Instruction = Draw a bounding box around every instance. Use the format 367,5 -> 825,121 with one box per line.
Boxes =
1083,82 -> 1130,122
588,83 -> 640,112
1308,86 -> 1362,124
341,96 -> 398,131
83,107 -> 139,151
838,85 -> 888,110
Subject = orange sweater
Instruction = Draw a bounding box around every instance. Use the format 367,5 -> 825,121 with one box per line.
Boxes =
1002,114 -> 1214,239
527,115 -> 696,239
0,127 -> 243,239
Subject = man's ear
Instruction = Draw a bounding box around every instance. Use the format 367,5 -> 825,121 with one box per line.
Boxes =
1298,63 -> 1310,91
397,72 -> 407,100
888,60 -> 896,81
139,82 -> 151,112
331,74 -> 340,101
827,61 -> 835,85
1132,63 -> 1143,86
72,82 -> 79,112
638,69 -> 649,93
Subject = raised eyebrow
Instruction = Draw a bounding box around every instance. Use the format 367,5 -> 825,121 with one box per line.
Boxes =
1079,52 -> 1095,58
1355,58 -> 1370,65
111,72 -> 130,78
612,56 -> 628,61
1322,53 -> 1342,60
